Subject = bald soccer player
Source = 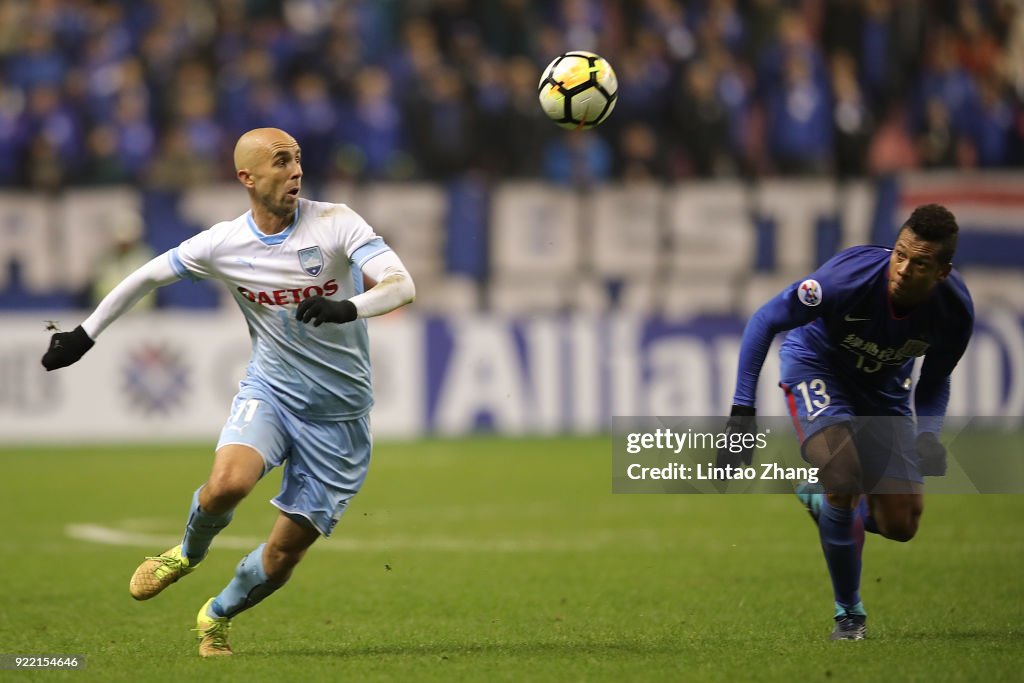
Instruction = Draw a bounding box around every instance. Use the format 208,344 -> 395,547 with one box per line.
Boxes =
42,128 -> 415,657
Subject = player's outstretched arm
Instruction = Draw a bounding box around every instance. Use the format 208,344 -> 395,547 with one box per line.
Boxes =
731,289 -> 818,410
296,250 -> 415,327
40,252 -> 184,371
716,288 -> 819,470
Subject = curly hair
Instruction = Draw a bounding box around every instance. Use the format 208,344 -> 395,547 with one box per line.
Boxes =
902,204 -> 959,264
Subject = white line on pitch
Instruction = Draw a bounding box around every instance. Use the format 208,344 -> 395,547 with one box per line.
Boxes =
64,523 -> 645,553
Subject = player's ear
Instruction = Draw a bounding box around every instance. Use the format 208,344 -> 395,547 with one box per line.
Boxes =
237,168 -> 254,188
936,262 -> 952,282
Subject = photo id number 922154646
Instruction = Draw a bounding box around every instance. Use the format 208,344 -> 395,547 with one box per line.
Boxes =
0,655 -> 85,669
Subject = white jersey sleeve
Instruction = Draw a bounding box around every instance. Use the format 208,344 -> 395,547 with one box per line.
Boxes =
81,252 -> 183,338
350,249 -> 415,318
341,209 -> 381,261
169,221 -> 232,281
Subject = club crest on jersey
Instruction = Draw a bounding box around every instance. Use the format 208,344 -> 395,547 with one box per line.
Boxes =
798,279 -> 822,306
298,246 -> 324,276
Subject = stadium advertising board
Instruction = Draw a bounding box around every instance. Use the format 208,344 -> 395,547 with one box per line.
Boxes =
2,311 -> 1021,443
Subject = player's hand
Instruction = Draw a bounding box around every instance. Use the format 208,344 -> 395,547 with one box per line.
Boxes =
917,432 -> 947,477
296,296 -> 358,327
41,325 -> 94,371
715,404 -> 757,469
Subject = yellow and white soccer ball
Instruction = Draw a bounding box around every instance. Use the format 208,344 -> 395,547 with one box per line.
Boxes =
537,51 -> 618,130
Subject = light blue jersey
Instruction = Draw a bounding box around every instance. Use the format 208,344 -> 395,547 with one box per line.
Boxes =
170,198 -> 392,419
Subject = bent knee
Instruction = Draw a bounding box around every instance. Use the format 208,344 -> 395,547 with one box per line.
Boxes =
879,522 -> 918,542
821,471 -> 862,497
205,474 -> 254,506
869,493 -> 922,543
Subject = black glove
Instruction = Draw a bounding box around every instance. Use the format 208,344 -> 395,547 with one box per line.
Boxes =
296,296 -> 358,327
715,404 -> 757,468
917,432 -> 947,477
41,325 -> 94,371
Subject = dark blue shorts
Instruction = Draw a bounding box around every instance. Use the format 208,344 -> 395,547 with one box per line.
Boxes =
778,348 -> 922,487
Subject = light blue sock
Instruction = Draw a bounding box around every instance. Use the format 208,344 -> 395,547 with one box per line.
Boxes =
835,601 -> 867,618
181,487 -> 233,564
210,544 -> 285,619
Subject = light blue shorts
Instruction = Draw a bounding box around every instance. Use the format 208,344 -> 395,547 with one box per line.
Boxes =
216,378 -> 372,536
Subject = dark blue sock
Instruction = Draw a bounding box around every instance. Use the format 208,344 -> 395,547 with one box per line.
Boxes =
856,497 -> 879,534
818,500 -> 862,612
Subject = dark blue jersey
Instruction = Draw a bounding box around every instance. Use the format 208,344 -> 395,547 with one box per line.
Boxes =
733,246 -> 974,430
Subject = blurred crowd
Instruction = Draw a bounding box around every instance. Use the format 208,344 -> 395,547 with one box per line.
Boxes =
1,0 -> 1023,192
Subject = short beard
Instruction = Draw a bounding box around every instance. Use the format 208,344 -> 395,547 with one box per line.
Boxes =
270,204 -> 293,219
261,194 -> 294,219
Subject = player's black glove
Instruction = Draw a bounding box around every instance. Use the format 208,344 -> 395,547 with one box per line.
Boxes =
295,296 -> 358,327
41,325 -> 94,371
715,404 -> 757,468
917,432 -> 947,477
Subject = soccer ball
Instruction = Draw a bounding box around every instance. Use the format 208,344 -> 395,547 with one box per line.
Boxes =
538,51 -> 618,130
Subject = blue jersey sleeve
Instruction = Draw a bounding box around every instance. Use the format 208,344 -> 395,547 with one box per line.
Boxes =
731,247 -> 877,408
914,273 -> 974,434
732,284 -> 822,407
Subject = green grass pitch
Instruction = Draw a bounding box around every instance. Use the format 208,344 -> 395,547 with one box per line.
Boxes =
1,436 -> 1021,682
